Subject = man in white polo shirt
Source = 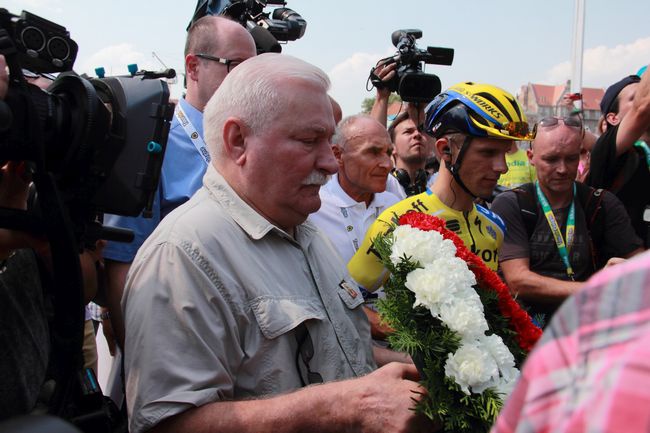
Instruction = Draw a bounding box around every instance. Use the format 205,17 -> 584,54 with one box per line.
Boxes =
310,114 -> 400,264
310,115 -> 403,360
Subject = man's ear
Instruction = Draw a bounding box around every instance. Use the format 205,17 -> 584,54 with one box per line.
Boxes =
606,112 -> 621,126
331,144 -> 344,167
435,136 -> 452,163
222,118 -> 248,166
185,54 -> 200,83
527,147 -> 534,166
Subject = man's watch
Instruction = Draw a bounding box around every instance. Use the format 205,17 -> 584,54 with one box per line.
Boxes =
100,310 -> 110,320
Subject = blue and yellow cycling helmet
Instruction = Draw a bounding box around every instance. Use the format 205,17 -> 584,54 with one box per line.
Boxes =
424,82 -> 534,141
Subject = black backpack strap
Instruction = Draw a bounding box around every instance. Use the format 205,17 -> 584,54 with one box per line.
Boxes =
513,182 -> 538,240
575,182 -> 606,269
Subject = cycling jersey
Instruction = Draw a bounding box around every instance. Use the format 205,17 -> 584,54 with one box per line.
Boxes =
347,189 -> 506,292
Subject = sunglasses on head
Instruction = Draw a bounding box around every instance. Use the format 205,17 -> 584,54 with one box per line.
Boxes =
538,115 -> 583,129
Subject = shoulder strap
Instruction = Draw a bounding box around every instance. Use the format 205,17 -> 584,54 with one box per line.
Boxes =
575,182 -> 606,268
513,182 -> 538,240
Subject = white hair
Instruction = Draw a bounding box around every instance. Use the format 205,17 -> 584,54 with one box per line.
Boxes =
203,53 -> 330,161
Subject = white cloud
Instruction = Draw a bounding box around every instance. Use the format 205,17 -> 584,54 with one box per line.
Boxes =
328,48 -> 394,116
545,37 -> 650,88
79,43 -> 158,78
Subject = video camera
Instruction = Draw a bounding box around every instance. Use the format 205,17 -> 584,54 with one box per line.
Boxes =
371,29 -> 454,103
189,0 -> 307,54
0,8 -> 175,247
0,8 -> 175,432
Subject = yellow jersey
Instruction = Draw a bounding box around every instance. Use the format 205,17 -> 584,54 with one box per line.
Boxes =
499,148 -> 536,189
347,189 -> 506,291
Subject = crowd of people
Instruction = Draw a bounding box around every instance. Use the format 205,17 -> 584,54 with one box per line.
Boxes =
1,8 -> 650,433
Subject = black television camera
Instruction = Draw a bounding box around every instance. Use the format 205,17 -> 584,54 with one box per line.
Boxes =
0,9 -> 174,431
0,8 -> 175,246
371,29 -> 454,103
189,0 -> 307,54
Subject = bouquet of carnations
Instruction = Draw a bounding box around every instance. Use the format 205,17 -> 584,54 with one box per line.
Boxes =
372,212 -> 542,433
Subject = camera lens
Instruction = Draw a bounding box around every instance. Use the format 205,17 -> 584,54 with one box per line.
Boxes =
20,26 -> 46,52
48,37 -> 71,61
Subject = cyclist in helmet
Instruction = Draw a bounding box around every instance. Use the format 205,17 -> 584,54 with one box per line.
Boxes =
348,82 -> 535,292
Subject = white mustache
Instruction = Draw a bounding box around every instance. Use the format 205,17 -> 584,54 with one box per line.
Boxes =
302,171 -> 330,186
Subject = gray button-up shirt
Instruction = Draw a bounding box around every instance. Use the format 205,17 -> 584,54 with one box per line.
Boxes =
123,165 -> 375,433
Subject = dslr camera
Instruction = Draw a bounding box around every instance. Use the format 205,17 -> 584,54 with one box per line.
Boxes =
371,29 -> 454,103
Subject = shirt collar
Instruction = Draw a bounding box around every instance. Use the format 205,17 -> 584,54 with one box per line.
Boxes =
203,165 -> 317,246
323,173 -> 397,210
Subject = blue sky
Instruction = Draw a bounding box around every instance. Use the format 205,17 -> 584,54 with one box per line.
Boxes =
6,0 -> 650,115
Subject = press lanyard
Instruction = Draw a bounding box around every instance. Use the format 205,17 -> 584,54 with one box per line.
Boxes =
535,181 -> 576,280
634,140 -> 650,171
176,104 -> 211,164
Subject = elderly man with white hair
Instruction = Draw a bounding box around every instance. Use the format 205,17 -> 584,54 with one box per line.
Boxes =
122,53 -> 431,433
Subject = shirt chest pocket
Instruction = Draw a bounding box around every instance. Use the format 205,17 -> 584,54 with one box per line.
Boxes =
336,279 -> 364,310
249,296 -> 326,340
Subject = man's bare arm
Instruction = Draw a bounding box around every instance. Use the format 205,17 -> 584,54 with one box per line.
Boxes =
615,63 -> 650,155
500,258 -> 583,306
148,363 -> 432,433
369,61 -> 397,128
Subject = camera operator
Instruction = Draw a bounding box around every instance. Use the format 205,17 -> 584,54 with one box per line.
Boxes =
102,16 -> 256,350
0,55 -> 50,413
0,54 -> 106,421
369,60 -> 437,197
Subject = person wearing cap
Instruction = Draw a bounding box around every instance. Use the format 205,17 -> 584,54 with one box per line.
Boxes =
587,68 -> 650,247
348,82 -> 531,292
491,115 -> 643,326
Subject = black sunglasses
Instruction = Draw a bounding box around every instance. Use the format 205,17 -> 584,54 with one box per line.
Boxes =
538,115 -> 583,129
195,53 -> 242,73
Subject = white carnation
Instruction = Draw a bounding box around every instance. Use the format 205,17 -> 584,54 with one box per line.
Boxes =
481,334 -> 520,397
404,256 -> 477,313
438,298 -> 488,339
444,342 -> 499,395
482,334 -> 516,371
390,225 -> 456,267
404,267 -> 447,316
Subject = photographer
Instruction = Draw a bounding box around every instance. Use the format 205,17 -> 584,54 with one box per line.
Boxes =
0,55 -> 106,420
367,29 -> 452,197
0,55 -> 49,420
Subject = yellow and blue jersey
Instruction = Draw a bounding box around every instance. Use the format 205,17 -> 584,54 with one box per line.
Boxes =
347,189 -> 505,292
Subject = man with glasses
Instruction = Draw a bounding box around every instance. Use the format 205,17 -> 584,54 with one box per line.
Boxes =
491,115 -> 643,325
349,82 -> 531,292
102,16 -> 256,348
587,69 -> 650,247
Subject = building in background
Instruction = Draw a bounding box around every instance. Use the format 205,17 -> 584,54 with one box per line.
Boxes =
518,82 -> 604,133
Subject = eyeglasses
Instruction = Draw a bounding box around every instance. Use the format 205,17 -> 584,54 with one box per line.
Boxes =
538,115 -> 583,129
195,53 -> 242,73
295,323 -> 323,386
